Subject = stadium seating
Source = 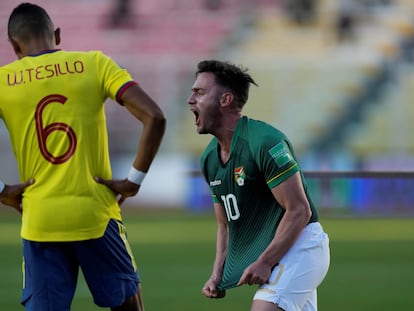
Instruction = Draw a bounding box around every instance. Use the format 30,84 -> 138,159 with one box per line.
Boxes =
1,0 -> 414,170
178,0 -> 414,171
0,0 -> 245,154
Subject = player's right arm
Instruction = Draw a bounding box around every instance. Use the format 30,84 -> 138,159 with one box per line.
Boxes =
0,179 -> 34,213
202,201 -> 228,299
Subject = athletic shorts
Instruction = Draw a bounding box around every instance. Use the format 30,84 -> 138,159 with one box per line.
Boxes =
253,222 -> 330,311
21,219 -> 139,310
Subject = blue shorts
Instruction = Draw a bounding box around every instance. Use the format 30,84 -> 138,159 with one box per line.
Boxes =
21,219 -> 139,310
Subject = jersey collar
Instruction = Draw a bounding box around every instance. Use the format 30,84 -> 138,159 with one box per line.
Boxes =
28,49 -> 61,57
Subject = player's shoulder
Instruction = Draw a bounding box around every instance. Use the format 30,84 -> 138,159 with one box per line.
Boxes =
65,50 -> 119,73
242,116 -> 279,132
58,49 -> 112,59
63,50 -> 109,60
200,138 -> 222,181
0,57 -> 21,71
201,138 -> 217,160
241,116 -> 286,144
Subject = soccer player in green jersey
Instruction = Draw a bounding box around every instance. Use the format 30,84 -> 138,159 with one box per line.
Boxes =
187,60 -> 330,311
0,3 -> 165,311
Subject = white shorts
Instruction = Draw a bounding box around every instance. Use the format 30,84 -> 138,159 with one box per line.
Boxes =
253,222 -> 330,311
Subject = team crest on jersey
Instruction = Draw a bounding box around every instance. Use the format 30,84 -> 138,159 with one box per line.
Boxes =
234,166 -> 246,186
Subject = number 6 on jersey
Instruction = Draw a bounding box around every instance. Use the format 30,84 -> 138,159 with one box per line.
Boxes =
35,94 -> 77,164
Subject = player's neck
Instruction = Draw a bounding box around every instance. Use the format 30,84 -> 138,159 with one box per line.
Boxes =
216,115 -> 242,163
23,40 -> 55,57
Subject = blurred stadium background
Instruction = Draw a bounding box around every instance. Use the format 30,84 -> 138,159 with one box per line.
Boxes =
0,1 -> 414,310
1,0 -> 414,215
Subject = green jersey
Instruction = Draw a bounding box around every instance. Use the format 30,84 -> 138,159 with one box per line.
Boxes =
201,116 -> 318,290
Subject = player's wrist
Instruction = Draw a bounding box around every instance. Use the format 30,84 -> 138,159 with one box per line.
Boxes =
209,274 -> 221,283
0,180 -> 5,193
127,166 -> 146,185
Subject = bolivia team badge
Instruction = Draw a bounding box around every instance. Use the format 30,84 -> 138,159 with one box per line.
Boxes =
234,166 -> 245,186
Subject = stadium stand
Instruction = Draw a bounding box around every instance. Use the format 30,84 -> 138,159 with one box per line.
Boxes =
178,0 -> 414,170
332,2 -> 414,167
1,0 -> 414,171
0,0 -> 246,154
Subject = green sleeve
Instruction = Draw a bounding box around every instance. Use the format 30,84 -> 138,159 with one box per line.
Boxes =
251,134 -> 299,189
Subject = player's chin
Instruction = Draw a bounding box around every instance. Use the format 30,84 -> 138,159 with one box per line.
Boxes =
195,122 -> 205,133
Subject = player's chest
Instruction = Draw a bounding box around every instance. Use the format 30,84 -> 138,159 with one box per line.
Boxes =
209,151 -> 260,194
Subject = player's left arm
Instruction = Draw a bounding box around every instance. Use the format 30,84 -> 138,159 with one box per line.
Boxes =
121,83 -> 166,171
238,171 -> 311,286
95,83 -> 166,205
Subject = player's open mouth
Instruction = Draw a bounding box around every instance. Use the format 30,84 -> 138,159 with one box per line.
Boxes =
193,110 -> 200,125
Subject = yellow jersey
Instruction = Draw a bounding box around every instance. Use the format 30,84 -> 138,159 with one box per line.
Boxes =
0,50 -> 135,241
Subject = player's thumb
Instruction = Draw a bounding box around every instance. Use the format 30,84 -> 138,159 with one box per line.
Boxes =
94,176 -> 106,184
23,178 -> 35,188
237,273 -> 247,286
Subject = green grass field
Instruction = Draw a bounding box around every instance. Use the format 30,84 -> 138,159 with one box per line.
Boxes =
0,209 -> 413,310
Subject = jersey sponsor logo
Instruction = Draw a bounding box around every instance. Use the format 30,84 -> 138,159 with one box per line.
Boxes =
210,180 -> 222,186
234,166 -> 245,186
7,60 -> 85,86
268,142 -> 292,167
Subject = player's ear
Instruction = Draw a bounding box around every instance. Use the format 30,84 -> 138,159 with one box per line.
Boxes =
220,91 -> 234,107
54,27 -> 61,46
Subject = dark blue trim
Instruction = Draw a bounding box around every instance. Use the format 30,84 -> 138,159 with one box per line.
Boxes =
28,49 -> 61,57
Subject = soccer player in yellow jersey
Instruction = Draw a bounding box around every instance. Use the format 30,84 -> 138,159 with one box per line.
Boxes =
0,3 -> 165,311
